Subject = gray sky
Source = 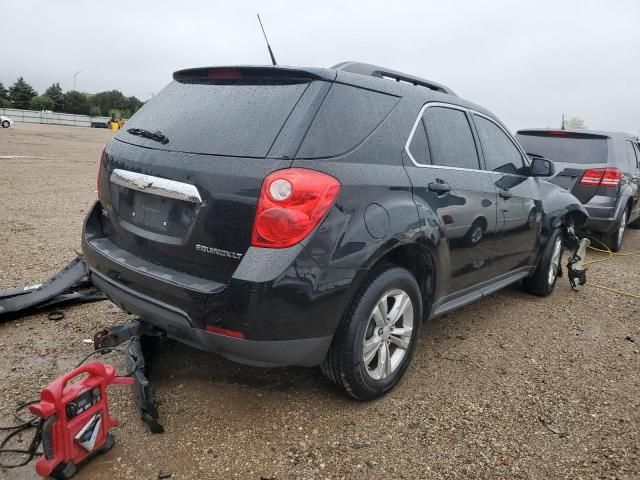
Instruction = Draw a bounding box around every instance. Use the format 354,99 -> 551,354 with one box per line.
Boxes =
3,0 -> 639,134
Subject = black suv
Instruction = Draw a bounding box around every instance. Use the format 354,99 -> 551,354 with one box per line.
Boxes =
83,62 -> 586,400
516,129 -> 640,251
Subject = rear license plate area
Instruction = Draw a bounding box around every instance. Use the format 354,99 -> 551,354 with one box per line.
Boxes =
112,185 -> 195,237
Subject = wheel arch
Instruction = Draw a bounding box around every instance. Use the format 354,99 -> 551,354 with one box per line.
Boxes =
345,239 -> 439,323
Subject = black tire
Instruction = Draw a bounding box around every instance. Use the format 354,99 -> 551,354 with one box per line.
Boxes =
321,266 -> 423,400
605,207 -> 629,253
1,120 -> 9,128
523,228 -> 564,297
464,218 -> 485,245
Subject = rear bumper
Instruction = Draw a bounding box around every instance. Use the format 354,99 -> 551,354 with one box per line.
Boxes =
582,195 -> 623,234
82,202 -> 359,367
91,270 -> 332,367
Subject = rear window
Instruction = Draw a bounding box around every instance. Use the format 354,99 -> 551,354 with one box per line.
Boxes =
296,83 -> 399,158
516,132 -> 608,164
117,80 -> 310,157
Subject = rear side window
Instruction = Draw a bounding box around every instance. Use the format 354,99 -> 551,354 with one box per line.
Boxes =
297,83 -> 399,158
407,119 -> 430,165
118,80 -> 310,157
516,132 -> 608,164
422,107 -> 479,169
473,115 -> 525,174
625,141 -> 638,168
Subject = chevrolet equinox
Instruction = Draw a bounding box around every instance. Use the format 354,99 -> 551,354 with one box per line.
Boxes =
83,62 -> 587,399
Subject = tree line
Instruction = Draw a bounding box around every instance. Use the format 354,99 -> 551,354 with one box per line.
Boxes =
0,77 -> 144,119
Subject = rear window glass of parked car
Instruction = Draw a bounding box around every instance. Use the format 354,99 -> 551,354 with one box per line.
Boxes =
407,119 -> 430,165
117,80 -> 310,158
473,115 -> 525,174
516,132 -> 608,165
297,83 -> 399,158
422,107 -> 480,169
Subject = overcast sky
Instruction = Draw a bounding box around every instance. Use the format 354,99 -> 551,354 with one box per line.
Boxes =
3,0 -> 639,133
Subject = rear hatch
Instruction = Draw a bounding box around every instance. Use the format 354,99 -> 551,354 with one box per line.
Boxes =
516,130 -> 617,203
97,67 -> 335,285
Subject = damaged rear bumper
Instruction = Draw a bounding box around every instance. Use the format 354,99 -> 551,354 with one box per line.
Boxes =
90,270 -> 331,367
82,202 -> 346,367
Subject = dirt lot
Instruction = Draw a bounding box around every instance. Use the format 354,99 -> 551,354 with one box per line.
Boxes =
1,123 -> 639,479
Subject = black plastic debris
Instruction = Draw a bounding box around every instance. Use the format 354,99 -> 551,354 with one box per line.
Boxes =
0,256 -> 106,319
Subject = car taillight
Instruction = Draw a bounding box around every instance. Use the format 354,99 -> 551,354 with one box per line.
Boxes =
97,146 -> 106,196
579,168 -> 621,187
251,168 -> 341,248
600,168 -> 622,187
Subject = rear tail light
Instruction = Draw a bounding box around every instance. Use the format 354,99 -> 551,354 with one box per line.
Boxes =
97,146 -> 106,196
600,168 -> 623,187
579,168 -> 604,186
579,168 -> 621,187
251,168 -> 341,248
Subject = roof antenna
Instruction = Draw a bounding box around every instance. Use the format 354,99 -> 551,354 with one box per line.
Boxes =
561,113 -> 565,130
257,14 -> 277,66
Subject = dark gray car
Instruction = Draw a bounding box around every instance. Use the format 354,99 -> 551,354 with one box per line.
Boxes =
516,129 -> 640,251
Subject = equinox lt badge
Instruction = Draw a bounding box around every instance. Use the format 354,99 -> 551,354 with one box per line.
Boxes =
195,244 -> 243,260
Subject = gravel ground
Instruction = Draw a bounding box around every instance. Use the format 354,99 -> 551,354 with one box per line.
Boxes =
0,123 -> 638,480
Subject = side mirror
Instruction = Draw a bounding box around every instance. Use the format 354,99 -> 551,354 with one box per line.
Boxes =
530,157 -> 555,177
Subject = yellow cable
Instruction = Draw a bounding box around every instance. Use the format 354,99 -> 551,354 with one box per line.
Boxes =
586,283 -> 640,299
579,237 -> 640,298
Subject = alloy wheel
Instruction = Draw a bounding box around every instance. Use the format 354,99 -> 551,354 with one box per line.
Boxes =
617,216 -> 626,246
470,223 -> 483,244
362,289 -> 414,381
548,237 -> 562,287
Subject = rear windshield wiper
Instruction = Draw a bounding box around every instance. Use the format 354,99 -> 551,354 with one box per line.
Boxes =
126,128 -> 169,145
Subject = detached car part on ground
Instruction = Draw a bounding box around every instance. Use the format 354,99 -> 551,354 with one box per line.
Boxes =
0,256 -> 105,319
82,62 -> 588,400
517,129 -> 640,252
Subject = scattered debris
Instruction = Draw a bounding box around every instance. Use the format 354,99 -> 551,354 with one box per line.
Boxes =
539,416 -> 567,438
0,256 -> 106,320
47,310 -> 65,321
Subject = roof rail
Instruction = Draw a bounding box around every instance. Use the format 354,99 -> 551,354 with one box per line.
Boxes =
331,61 -> 457,97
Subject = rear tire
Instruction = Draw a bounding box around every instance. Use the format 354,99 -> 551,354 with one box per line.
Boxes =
605,207 -> 629,253
523,228 -> 563,297
464,218 -> 485,245
1,120 -> 9,128
321,266 -> 422,400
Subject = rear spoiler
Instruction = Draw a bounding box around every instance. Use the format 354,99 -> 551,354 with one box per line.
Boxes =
173,66 -> 337,83
518,130 -> 609,140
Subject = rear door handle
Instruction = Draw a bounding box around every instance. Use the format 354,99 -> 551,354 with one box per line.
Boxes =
428,182 -> 451,194
499,189 -> 512,199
